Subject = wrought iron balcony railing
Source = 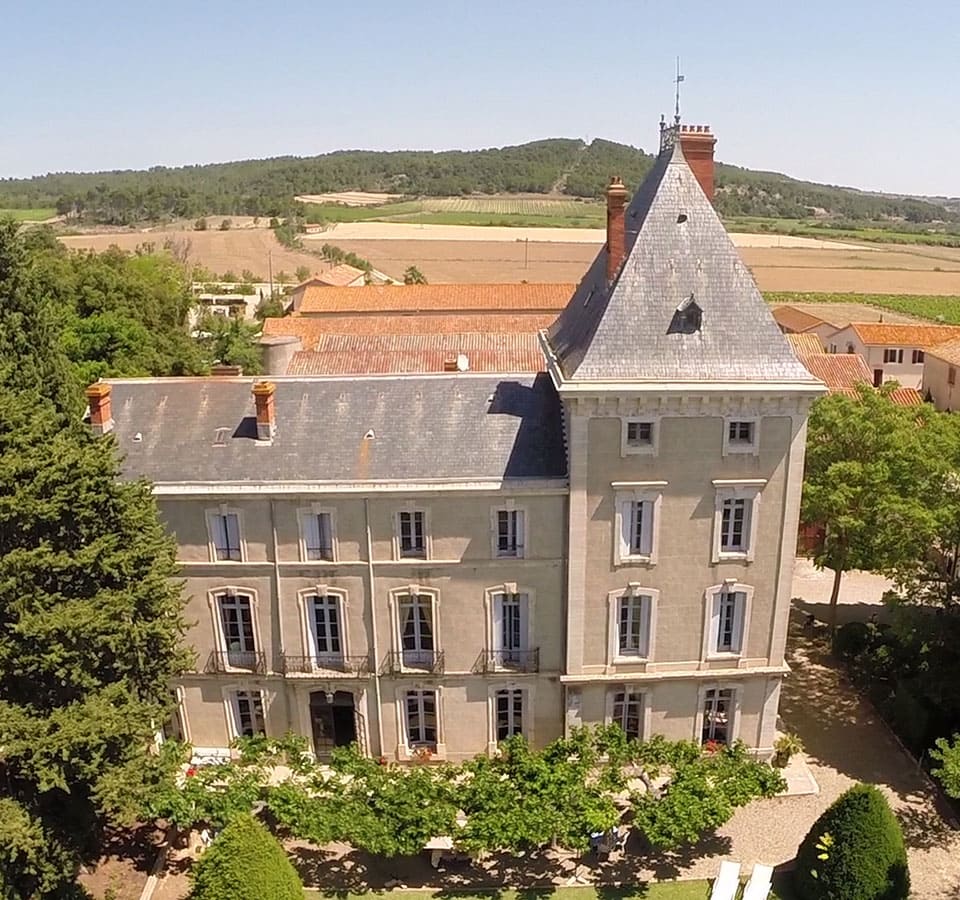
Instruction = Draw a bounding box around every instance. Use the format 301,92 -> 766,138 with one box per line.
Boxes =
386,649 -> 445,674
280,654 -> 370,676
483,648 -> 540,673
207,650 -> 266,674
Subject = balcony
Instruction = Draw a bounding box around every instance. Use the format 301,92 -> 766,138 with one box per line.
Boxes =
207,650 -> 266,674
280,654 -> 370,677
482,648 -> 540,673
386,649 -> 445,675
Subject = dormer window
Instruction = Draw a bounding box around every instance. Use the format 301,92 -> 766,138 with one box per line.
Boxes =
669,295 -> 702,334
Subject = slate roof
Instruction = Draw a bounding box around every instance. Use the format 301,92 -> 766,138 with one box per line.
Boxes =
287,333 -> 544,376
104,375 -> 566,484
296,282 -> 574,316
262,313 -> 559,345
849,323 -> 960,348
546,141 -> 818,384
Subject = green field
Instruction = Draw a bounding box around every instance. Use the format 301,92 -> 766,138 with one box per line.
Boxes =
0,208 -> 56,222
302,196 -> 605,229
764,291 -> 960,325
304,881 -> 793,900
730,216 -> 960,248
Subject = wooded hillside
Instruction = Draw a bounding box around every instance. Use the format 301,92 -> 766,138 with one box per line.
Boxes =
1,137 -> 955,225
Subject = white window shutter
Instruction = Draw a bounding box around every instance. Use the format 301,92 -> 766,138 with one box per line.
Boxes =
225,514 -> 240,551
732,592 -> 746,654
519,594 -> 529,650
492,594 -> 504,651
742,499 -> 754,552
640,595 -> 651,657
639,500 -> 654,555
619,502 -> 633,557
211,514 -> 227,551
710,593 -> 721,653
515,510 -> 525,556
304,513 -> 321,553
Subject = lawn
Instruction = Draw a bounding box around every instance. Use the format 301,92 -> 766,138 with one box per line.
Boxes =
304,881 -> 794,900
0,207 -> 56,221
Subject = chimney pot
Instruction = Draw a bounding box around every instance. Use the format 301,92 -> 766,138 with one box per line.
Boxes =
252,381 -> 276,441
605,176 -> 629,283
677,125 -> 717,203
86,382 -> 114,434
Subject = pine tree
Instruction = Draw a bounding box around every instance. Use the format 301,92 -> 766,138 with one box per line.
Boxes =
0,222 -> 190,897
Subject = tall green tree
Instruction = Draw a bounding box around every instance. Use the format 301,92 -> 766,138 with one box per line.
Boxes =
0,224 -> 190,897
801,383 -> 945,629
198,314 -> 263,374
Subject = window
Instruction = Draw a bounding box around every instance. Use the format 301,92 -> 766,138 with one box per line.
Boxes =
620,500 -> 654,558
701,688 -> 735,744
492,591 -> 529,666
302,511 -> 334,561
622,419 -> 658,455
404,690 -> 437,749
713,481 -> 763,562
398,511 -> 426,559
828,343 -> 838,353
951,367 -> 957,387
711,588 -> 746,654
912,349 -> 925,364
618,593 -> 651,658
495,689 -> 524,740
218,593 -> 256,666
209,511 -> 242,561
496,509 -> 525,558
398,594 -> 435,668
883,348 -> 904,364
231,690 -> 265,738
611,688 -> 644,740
720,498 -> 750,553
723,418 -> 759,455
308,594 -> 342,661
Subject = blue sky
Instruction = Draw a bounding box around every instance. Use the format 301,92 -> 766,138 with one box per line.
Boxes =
4,0 -> 958,196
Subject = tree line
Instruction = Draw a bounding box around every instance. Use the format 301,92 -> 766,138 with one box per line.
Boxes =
1,138 -> 955,225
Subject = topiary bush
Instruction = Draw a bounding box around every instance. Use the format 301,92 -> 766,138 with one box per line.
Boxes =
190,814 -> 302,900
795,783 -> 909,900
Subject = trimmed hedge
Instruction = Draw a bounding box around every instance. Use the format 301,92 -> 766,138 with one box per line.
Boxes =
795,784 -> 909,900
190,815 -> 302,900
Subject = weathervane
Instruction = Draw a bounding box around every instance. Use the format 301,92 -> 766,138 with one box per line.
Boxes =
674,56 -> 684,126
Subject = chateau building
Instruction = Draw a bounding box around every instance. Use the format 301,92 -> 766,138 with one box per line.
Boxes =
86,124 -> 823,762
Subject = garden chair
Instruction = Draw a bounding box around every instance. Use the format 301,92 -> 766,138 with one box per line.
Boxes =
709,860 -> 741,900
742,863 -> 774,900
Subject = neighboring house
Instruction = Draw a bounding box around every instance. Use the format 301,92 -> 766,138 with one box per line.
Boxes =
289,282 -> 575,317
923,338 -> 960,410
84,122 -> 823,762
772,306 -> 827,335
822,323 -> 960,390
292,265 -> 394,290
790,346 -> 924,407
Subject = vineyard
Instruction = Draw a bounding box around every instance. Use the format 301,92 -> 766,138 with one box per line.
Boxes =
765,291 -> 960,325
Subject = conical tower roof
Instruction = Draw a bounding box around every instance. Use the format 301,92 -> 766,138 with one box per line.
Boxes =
545,139 -> 818,386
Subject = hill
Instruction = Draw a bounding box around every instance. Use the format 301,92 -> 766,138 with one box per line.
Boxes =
1,138 -> 957,227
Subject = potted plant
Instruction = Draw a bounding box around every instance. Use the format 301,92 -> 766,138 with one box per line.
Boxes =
773,732 -> 803,768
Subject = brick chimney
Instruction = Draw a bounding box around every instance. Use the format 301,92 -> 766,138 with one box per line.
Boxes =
678,125 -> 717,202
605,176 -> 629,283
86,382 -> 113,434
252,381 -> 276,441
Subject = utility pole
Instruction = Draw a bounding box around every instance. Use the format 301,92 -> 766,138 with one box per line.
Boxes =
524,238 -> 529,269
268,250 -> 274,298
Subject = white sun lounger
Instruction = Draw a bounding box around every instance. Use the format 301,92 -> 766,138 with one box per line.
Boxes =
710,860 -> 741,900
742,863 -> 774,900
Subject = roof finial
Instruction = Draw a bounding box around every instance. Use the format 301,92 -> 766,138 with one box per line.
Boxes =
674,56 -> 684,126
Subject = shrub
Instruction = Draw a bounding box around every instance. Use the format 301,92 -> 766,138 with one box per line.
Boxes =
795,784 -> 909,900
833,621 -> 870,660
190,815 -> 302,900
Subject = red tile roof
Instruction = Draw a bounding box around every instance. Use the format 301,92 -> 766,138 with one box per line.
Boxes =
850,323 -> 960,348
801,353 -> 873,392
888,387 -> 924,407
296,282 -> 574,315
286,333 -> 544,375
786,333 -> 824,359
925,336 -> 960,366
773,306 -> 826,333
263,313 -> 558,347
